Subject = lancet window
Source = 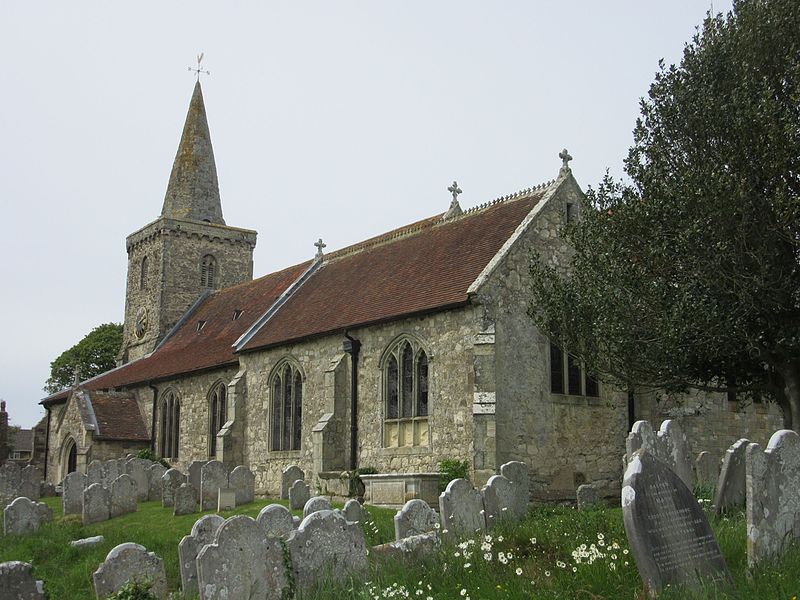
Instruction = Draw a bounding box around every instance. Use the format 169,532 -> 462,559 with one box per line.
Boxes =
158,390 -> 181,459
208,381 -> 227,457
383,336 -> 430,448
270,360 -> 303,451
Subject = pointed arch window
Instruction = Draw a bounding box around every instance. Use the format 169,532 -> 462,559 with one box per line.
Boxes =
383,337 -> 430,448
208,382 -> 227,457
201,254 -> 217,289
270,361 -> 303,451
140,256 -> 149,290
158,390 -> 181,459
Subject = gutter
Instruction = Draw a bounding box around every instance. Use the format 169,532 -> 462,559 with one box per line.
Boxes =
343,332 -> 361,471
43,407 -> 51,480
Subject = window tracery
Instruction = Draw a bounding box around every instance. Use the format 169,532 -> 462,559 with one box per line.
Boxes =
383,336 -> 430,447
270,360 -> 303,451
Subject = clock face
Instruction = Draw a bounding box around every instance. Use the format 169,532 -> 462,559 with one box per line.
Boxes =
134,307 -> 148,339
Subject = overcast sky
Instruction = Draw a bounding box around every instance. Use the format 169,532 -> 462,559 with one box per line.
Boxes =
0,1 -> 730,428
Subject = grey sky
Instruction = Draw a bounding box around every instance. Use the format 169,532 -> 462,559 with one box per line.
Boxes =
0,1 -> 730,427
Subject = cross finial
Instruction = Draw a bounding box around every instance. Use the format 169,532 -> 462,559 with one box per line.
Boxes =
444,180 -> 464,219
447,180 -> 462,203
72,367 -> 81,387
314,238 -> 327,259
188,53 -> 210,81
558,148 -> 573,176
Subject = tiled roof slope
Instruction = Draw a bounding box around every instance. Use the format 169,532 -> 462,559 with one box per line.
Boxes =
89,392 -> 149,441
241,190 -> 546,352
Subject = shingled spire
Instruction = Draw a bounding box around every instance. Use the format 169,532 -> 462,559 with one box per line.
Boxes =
161,81 -> 225,224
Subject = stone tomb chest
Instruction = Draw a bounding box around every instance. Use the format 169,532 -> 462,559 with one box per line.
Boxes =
360,473 -> 439,508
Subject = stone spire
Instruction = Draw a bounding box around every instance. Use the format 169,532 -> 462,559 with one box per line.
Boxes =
161,81 -> 225,224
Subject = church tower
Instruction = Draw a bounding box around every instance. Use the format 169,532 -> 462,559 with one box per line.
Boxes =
120,81 -> 258,363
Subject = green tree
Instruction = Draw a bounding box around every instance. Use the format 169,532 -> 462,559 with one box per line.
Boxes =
528,0 -> 800,428
44,323 -> 123,394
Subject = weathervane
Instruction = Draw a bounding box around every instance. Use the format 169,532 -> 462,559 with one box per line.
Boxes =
188,53 -> 210,81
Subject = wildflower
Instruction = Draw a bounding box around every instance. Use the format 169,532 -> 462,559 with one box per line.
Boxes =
572,566 -> 577,573
545,570 -> 551,577
464,563 -> 471,569
556,561 -> 566,569
497,535 -> 504,542
515,568 -> 523,576
460,589 -> 467,597
530,537 -> 537,545
483,552 -> 492,561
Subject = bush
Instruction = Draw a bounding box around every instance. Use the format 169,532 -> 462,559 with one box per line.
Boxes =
136,448 -> 170,469
106,580 -> 157,600
439,458 -> 470,492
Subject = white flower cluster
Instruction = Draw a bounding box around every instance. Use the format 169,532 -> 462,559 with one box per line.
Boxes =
570,533 -> 630,571
365,581 -> 433,600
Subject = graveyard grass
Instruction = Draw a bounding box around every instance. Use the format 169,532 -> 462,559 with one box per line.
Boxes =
2,494 -> 799,599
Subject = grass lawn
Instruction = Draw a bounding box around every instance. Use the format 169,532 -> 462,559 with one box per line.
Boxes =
2,494 -> 799,599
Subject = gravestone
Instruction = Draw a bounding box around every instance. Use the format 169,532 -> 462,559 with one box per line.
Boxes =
303,495 -> 332,518
148,463 -> 167,502
714,439 -> 749,514
39,482 -> 56,498
281,465 -> 304,499
343,499 -> 363,523
228,465 -> 255,506
576,483 -> 600,510
626,419 -> 694,490
0,561 -> 46,599
92,543 -> 167,600
125,458 -> 150,502
70,535 -> 105,550
257,504 -> 294,539
694,451 -> 718,491
19,466 -> 41,500
178,514 -> 224,598
371,532 -> 441,563
196,515 -> 287,600
746,429 -> 800,566
83,483 -> 111,525
622,449 -> 731,594
162,468 -> 185,508
289,480 -> 311,511
500,461 -> 530,501
110,474 -> 137,518
104,459 -> 120,485
174,483 -> 197,516
287,510 -> 369,591
394,499 -> 439,541
200,460 -> 227,511
116,457 -> 128,479
62,471 -> 86,515
439,478 -> 486,537
3,497 -> 52,535
0,462 -> 22,498
481,474 -> 526,526
188,461 -> 207,498
87,460 -> 105,487
218,488 -> 236,511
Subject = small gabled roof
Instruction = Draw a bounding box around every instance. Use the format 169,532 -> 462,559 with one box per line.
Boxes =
88,392 -> 149,441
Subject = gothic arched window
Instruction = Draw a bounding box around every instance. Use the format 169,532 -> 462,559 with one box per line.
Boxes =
140,255 -> 148,290
270,360 -> 303,451
158,390 -> 181,459
208,381 -> 227,457
382,336 -> 430,448
201,254 -> 217,289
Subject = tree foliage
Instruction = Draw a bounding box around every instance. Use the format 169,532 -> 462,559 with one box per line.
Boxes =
528,0 -> 800,427
44,323 -> 123,394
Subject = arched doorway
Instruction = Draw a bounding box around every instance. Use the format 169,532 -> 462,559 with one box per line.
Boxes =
61,437 -> 77,480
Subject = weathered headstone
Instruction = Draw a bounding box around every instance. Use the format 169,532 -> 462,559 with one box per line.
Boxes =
178,514 -> 224,598
281,465 -> 304,499
104,459 -> 120,486
481,474 -> 526,526
87,460 -> 105,487
576,483 -> 600,510
695,451 -> 719,491
188,460 -> 207,498
257,504 -> 294,539
500,461 -> 530,501
439,478 -> 486,537
746,429 -> 800,566
228,465 -> 255,506
62,471 -> 86,515
343,498 -> 363,523
714,439 -> 749,514
39,482 -> 56,498
161,468 -> 186,508
70,535 -> 105,550
0,561 -> 46,599
174,483 -> 197,516
200,460 -> 227,511
289,480 -> 311,511
110,474 -> 137,518
371,532 -> 441,563
622,449 -> 731,594
0,462 -> 22,498
303,495 -> 332,518
287,510 -> 368,591
147,463 -> 167,502
196,515 -> 287,600
83,483 -> 111,525
3,497 -> 52,535
19,466 -> 41,500
394,499 -> 439,541
125,458 -> 150,502
626,419 -> 694,490
92,543 -> 167,600
217,488 -> 236,511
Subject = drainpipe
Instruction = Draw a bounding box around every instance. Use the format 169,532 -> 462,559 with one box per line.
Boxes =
149,384 -> 158,453
627,389 -> 635,431
43,406 -> 52,480
343,333 -> 361,471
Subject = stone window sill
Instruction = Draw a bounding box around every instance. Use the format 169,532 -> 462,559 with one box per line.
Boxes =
268,450 -> 302,459
550,394 -> 602,406
378,446 -> 431,456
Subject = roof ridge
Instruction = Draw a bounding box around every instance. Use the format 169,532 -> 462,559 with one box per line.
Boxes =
462,178 -> 556,216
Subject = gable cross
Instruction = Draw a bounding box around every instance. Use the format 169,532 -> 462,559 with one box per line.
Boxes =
559,148 -> 572,175
314,238 -> 327,259
447,181 -> 462,203
188,53 -> 210,81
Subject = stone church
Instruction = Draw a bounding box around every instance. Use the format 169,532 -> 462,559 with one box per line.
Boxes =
39,82 -> 782,500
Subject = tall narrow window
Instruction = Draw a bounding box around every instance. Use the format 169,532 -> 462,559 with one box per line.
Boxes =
401,343 -> 414,417
201,254 -> 217,288
270,360 -> 303,451
416,351 -> 429,417
208,382 -> 227,457
550,341 -> 564,394
159,390 -> 180,459
585,373 -> 599,397
383,336 -> 431,448
140,256 -> 148,290
386,356 -> 399,419
567,354 -> 582,395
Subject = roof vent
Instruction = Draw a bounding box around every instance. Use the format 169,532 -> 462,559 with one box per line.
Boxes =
233,309 -> 244,321
197,320 -> 207,332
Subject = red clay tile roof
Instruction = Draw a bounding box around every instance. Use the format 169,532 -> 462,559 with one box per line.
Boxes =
89,392 -> 149,441
241,191 -> 544,351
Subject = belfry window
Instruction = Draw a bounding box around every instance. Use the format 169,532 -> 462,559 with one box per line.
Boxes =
208,382 -> 227,457
201,254 -> 216,289
383,337 -> 430,448
140,256 -> 148,290
158,390 -> 181,459
270,361 -> 303,451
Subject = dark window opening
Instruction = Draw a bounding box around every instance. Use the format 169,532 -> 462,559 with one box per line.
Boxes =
201,254 -> 216,288
550,341 -> 564,394
271,362 -> 303,451
568,354 -> 582,395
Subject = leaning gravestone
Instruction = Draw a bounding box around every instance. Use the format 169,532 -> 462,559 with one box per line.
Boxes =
694,451 -> 719,491
110,474 -> 137,518
19,466 -> 41,501
200,460 -> 228,511
303,496 -> 332,518
627,419 -> 694,490
188,461 -> 208,498
714,439 -> 749,514
343,499 -> 363,523
289,480 -> 311,511
83,483 -> 111,525
174,483 -> 197,516
482,474 -> 525,526
125,458 -> 150,502
162,468 -> 186,508
0,462 -> 22,498
576,483 -> 600,511
92,543 -> 167,600
746,429 -> 800,567
62,471 -> 86,515
439,478 -> 486,537
257,504 -> 294,539
3,497 -> 53,535
287,510 -> 369,592
229,465 -> 255,506
281,465 -> 304,499
178,514 -> 224,598
148,463 -> 167,502
196,515 -> 287,600
622,449 -> 731,595
394,499 -> 439,541
87,460 -> 105,487
0,561 -> 46,599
